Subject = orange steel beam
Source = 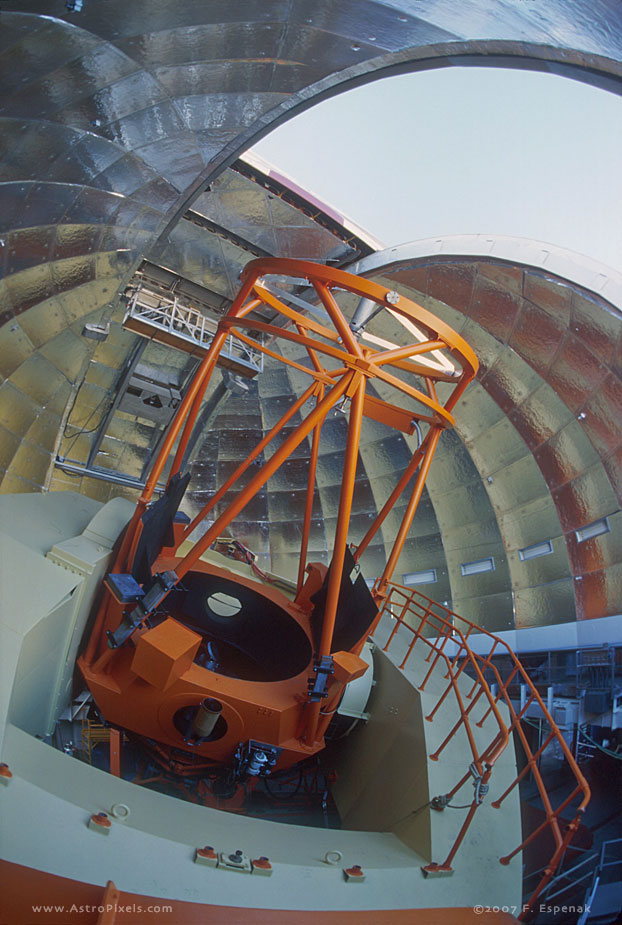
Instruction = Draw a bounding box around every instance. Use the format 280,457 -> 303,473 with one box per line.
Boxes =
220,316 -> 459,406
311,280 -> 365,358
244,258 -> 478,376
99,258 -> 480,715
316,374 -> 366,659
219,300 -> 458,384
111,326 -> 230,575
354,434 -> 429,562
377,426 -> 442,593
373,339 -> 445,366
303,374 -> 366,744
180,379 -> 320,542
295,321 -> 325,376
166,295 -> 263,486
297,384 -> 325,595
252,282 -> 341,345
233,328 -> 338,385
148,288 -> 260,501
173,370 -> 356,584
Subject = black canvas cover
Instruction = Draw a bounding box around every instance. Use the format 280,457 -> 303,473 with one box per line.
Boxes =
310,545 -> 378,653
131,471 -> 191,585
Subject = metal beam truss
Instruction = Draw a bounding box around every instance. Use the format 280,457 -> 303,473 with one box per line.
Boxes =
374,581 -> 591,922
123,284 -> 264,377
88,257 -> 478,741
84,259 -> 591,909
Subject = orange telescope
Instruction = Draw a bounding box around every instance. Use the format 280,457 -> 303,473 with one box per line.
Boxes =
78,258 -> 478,781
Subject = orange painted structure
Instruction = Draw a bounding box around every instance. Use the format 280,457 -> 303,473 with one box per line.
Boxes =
78,258 -> 478,773
0,860 -> 521,925
372,581 -> 591,922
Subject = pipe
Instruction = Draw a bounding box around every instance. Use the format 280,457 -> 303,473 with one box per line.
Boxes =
297,384 -> 324,594
180,379 -> 320,542
304,375 -> 366,745
377,426 -> 441,592
349,297 -> 379,335
174,371 -> 356,583
192,698 -> 223,739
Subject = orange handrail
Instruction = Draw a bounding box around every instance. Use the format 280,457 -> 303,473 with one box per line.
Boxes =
372,581 -> 590,923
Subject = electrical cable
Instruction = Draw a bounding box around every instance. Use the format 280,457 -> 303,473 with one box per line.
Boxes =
579,727 -> 622,760
263,770 -> 303,801
385,799 -> 433,829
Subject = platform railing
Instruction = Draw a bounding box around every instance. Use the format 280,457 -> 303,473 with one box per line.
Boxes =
125,285 -> 264,372
372,581 -> 591,923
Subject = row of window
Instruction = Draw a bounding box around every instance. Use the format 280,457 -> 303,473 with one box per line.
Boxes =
364,517 -> 612,588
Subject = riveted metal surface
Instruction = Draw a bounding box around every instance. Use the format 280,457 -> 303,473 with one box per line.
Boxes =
451,593 -> 514,634
0,470 -> 43,495
547,334 -> 610,412
464,416 -> 529,477
0,323 -> 36,379
514,581 -> 576,629
4,264 -> 56,318
509,302 -> 568,379
1,3 -> 622,629
0,426 -> 21,471
508,382 -> 574,451
9,439 -> 52,486
378,494 -> 441,544
508,538 -> 571,591
571,290 -> 621,367
14,297 -> 71,348
498,497 -> 565,552
427,477 -> 493,533
450,560 -> 514,609
482,451 -> 550,515
441,518 -> 506,554
480,350 -> 542,415
38,329 -> 89,382
533,420 -> 601,490
477,263 -> 524,297
425,263 -> 476,312
452,379 -> 506,443
524,273 -> 573,324
603,447 -> 622,507
0,382 -> 41,436
566,511 -> 622,576
5,226 -> 55,275
574,563 -> 622,621
455,320 -> 505,381
52,226 -> 104,263
552,464 -> 619,535
9,354 -> 67,409
468,276 -> 523,344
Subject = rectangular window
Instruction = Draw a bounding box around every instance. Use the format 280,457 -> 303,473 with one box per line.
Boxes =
519,540 -> 554,561
576,517 -> 610,543
402,569 -> 437,586
460,557 -> 495,577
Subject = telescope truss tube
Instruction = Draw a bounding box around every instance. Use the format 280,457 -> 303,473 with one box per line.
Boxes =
84,258 -> 478,748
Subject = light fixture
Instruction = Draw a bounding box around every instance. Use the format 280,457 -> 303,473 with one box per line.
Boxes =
402,569 -> 437,586
460,557 -> 495,577
519,540 -> 554,561
575,517 -> 610,543
81,322 -> 109,341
